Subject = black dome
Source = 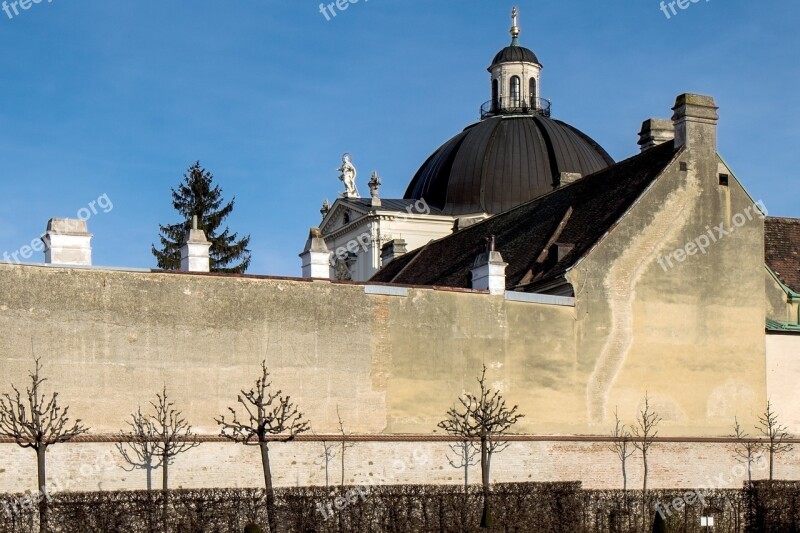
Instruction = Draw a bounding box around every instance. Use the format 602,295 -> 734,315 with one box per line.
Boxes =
491,46 -> 540,67
404,115 -> 614,216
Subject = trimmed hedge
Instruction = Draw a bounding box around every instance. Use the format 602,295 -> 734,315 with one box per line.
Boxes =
0,482 -> 793,532
745,480 -> 800,533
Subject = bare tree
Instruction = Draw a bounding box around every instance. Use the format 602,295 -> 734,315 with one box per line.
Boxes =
0,357 -> 89,533
120,387 -> 199,492
116,407 -> 163,491
729,417 -> 762,483
610,407 -> 635,506
336,405 -> 354,488
439,365 -> 524,529
216,360 -> 310,533
757,401 -> 793,480
632,393 -> 660,532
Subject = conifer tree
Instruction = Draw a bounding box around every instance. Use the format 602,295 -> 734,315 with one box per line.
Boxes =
152,162 -> 251,273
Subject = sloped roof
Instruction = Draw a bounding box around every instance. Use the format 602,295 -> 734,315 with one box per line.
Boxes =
765,217 -> 800,293
766,318 -> 800,334
372,141 -> 681,290
339,198 -> 445,215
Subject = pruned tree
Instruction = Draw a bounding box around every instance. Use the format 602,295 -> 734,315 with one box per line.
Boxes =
632,392 -> 660,532
729,416 -> 762,483
610,407 -> 635,506
125,387 -> 199,492
115,407 -> 163,491
438,365 -> 524,529
216,360 -> 310,533
0,357 -> 89,533
757,401 -> 793,480
152,161 -> 251,273
336,405 -> 354,488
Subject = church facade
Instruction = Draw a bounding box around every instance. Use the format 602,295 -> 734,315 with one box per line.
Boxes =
0,10 -> 799,493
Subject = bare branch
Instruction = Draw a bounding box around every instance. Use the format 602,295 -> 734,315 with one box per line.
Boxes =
438,365 -> 524,455
215,360 -> 310,444
0,357 -> 88,451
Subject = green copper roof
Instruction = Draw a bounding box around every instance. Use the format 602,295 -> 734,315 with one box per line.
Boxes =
766,318 -> 800,333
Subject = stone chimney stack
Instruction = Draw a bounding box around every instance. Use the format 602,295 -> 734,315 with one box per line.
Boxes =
672,94 -> 719,152
180,216 -> 211,272
638,118 -> 674,152
471,236 -> 507,296
380,239 -> 407,267
299,227 -> 331,279
42,218 -> 92,266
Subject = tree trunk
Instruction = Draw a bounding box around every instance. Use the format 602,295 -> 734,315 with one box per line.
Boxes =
463,444 -> 469,493
622,457 -> 628,507
463,444 -> 469,533
260,441 -> 277,533
161,452 -> 169,533
37,447 -> 47,533
642,452 -> 648,533
480,437 -> 490,529
146,458 -> 153,492
340,443 -> 345,488
769,448 -> 774,480
162,455 -> 169,492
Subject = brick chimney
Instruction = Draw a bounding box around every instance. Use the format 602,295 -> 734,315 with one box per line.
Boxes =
638,118 -> 674,152
471,236 -> 507,296
42,218 -> 92,266
299,227 -> 331,279
672,94 -> 719,152
180,216 -> 211,272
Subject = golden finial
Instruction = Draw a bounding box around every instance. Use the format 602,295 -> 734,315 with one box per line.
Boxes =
510,6 -> 520,44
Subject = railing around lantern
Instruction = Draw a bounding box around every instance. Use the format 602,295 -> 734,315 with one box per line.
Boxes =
480,97 -> 552,119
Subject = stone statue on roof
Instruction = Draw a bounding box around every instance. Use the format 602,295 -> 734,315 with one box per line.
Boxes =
338,153 -> 360,198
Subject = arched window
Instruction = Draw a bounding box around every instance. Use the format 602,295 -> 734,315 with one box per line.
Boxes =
510,76 -> 521,107
491,79 -> 499,111
529,77 -> 537,107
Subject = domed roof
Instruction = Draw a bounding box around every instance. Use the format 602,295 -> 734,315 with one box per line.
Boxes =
491,46 -> 540,67
404,115 -> 614,216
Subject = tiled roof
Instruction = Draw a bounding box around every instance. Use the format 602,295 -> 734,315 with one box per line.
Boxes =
371,141 -> 681,290
765,217 -> 800,293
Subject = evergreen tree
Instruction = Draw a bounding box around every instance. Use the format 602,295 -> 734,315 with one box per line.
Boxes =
152,162 -> 251,273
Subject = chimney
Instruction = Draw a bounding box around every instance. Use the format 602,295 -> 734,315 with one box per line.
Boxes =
672,94 -> 719,152
180,216 -> 211,272
638,118 -> 674,152
380,239 -> 407,266
471,236 -> 507,296
299,227 -> 331,279
559,172 -> 582,187
42,218 -> 92,266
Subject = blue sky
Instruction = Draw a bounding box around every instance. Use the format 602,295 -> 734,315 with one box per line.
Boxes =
0,0 -> 797,275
